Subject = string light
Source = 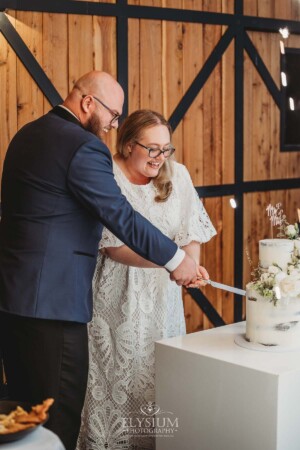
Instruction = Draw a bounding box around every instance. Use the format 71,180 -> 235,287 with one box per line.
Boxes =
289,97 -> 295,111
281,72 -> 287,87
229,198 -> 237,209
279,27 -> 289,39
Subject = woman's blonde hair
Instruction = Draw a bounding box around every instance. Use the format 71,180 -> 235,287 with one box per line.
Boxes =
117,109 -> 174,202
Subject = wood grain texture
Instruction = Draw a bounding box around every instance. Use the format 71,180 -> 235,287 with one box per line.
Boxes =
0,13 -> 17,181
43,13 -> 68,111
1,1 -> 300,334
15,11 -> 44,129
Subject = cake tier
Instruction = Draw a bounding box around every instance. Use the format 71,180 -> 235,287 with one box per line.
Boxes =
259,238 -> 294,271
246,286 -> 300,348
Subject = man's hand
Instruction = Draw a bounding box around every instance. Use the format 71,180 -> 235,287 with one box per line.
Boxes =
169,253 -> 198,286
186,265 -> 210,288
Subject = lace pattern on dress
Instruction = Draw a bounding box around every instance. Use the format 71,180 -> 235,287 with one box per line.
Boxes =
76,161 -> 216,450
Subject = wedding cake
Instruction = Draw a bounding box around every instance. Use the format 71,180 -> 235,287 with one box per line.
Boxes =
246,238 -> 300,348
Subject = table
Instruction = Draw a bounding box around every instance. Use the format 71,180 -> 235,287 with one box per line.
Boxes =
155,321 -> 300,450
0,426 -> 65,449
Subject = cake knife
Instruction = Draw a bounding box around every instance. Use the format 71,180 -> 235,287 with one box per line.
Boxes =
196,278 -> 246,296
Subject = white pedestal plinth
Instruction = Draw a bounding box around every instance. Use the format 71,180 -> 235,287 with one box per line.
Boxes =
155,322 -> 300,450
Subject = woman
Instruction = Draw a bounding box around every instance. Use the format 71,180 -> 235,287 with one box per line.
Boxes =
77,110 -> 216,450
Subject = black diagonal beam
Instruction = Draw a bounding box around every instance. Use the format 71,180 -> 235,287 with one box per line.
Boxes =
187,288 -> 226,327
0,13 -> 62,106
168,25 -> 235,131
244,31 -> 281,107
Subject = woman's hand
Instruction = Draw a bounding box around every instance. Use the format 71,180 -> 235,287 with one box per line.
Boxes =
185,265 -> 209,288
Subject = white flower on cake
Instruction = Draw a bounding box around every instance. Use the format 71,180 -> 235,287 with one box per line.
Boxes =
250,267 -> 279,304
274,271 -> 286,284
279,272 -> 300,298
249,242 -> 300,305
268,265 -> 281,274
284,223 -> 299,239
251,264 -> 300,305
260,272 -> 274,283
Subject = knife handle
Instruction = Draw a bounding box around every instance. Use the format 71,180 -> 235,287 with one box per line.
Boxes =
196,277 -> 211,285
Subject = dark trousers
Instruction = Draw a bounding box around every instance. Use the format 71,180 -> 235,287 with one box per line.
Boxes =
0,312 -> 88,450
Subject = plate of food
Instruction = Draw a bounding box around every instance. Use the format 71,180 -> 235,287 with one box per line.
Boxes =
0,398 -> 54,443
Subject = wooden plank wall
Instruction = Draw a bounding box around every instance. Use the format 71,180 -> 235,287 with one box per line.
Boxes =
0,0 -> 300,333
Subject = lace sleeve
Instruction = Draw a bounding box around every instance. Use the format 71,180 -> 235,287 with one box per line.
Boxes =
174,164 -> 217,247
99,227 -> 124,250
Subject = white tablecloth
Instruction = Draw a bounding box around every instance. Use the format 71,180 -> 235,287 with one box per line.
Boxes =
0,426 -> 65,450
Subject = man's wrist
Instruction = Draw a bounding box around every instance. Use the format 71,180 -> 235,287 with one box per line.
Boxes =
164,248 -> 185,272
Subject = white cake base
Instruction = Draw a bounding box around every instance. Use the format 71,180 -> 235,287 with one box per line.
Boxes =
234,333 -> 300,352
246,289 -> 300,348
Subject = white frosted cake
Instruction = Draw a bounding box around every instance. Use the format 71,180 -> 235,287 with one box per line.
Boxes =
246,238 -> 300,348
259,238 -> 294,271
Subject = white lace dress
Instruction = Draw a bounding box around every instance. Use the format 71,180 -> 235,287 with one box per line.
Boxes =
77,161 -> 216,450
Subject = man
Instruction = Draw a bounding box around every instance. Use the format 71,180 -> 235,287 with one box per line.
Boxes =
0,71 -> 207,450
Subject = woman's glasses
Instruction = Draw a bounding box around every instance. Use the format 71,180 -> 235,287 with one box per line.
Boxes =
135,141 -> 175,158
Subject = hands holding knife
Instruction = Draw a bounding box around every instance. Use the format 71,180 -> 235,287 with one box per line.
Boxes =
186,265 -> 246,297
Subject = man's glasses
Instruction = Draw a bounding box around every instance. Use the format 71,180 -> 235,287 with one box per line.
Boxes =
82,94 -> 120,124
135,141 -> 175,158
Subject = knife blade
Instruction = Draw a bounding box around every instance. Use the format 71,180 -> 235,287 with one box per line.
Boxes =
197,278 -> 246,296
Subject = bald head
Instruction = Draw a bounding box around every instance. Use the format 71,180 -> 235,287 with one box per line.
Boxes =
63,71 -> 124,138
72,71 -> 123,104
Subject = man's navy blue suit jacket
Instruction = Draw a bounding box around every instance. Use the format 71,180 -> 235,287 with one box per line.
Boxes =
0,107 -> 177,323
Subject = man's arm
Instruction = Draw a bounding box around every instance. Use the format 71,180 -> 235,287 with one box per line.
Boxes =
103,245 -> 204,287
102,245 -> 161,268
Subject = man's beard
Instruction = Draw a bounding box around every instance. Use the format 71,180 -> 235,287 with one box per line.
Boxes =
85,112 -> 110,138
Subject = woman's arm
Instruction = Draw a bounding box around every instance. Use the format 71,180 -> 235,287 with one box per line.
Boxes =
101,245 -> 161,268
181,241 -> 200,264
103,240 -> 208,282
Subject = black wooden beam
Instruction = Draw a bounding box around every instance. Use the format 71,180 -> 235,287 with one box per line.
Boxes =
0,13 -> 62,106
0,1 -> 235,25
126,5 -> 234,25
0,0 -> 117,16
244,15 -> 300,34
117,0 -> 128,118
2,0 -> 300,36
187,288 -> 226,327
195,177 -> 300,198
169,26 -> 235,130
233,20 -> 244,322
244,31 -> 281,108
234,0 -> 243,16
